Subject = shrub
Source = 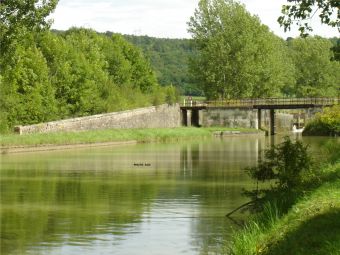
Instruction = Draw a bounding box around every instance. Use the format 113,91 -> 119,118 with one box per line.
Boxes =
303,105 -> 340,136
247,137 -> 312,191
165,85 -> 180,105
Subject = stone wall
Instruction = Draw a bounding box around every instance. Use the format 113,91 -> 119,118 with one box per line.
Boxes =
202,108 -> 259,128
15,104 -> 181,135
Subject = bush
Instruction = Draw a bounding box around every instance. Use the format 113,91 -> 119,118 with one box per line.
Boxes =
303,105 -> 340,136
247,137 -> 312,191
164,85 -> 180,105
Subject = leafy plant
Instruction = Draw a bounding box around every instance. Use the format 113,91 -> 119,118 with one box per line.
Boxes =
303,105 -> 340,136
247,137 -> 312,191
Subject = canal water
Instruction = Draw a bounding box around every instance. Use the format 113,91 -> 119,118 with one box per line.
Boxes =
0,135 -> 336,255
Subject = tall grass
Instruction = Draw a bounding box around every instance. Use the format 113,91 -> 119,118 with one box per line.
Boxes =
227,202 -> 281,255
228,163 -> 340,255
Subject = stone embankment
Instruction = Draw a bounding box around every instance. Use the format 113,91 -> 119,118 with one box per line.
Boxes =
15,104 -> 181,135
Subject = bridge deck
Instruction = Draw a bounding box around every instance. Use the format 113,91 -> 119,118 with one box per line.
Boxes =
181,98 -> 339,110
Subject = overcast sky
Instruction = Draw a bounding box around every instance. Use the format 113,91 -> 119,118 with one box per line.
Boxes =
50,0 -> 339,39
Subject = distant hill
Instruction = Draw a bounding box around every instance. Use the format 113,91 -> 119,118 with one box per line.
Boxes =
108,33 -> 202,96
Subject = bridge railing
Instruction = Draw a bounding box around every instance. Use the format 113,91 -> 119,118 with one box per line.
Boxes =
181,98 -> 339,108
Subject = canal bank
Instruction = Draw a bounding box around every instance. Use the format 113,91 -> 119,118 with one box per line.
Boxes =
0,127 -> 264,154
228,155 -> 340,255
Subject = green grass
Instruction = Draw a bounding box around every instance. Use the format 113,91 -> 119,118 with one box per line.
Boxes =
0,127 -> 260,147
227,163 -> 340,255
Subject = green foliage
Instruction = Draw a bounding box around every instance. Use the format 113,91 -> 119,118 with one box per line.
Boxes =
122,34 -> 202,96
0,0 -> 58,53
164,85 -> 180,105
323,140 -> 340,164
188,0 -> 294,99
229,163 -> 340,255
1,42 -> 57,127
330,37 -> 340,61
278,0 -> 340,37
287,37 -> 340,97
0,127 -> 256,147
303,105 -> 340,136
247,137 -> 312,191
0,28 -> 167,132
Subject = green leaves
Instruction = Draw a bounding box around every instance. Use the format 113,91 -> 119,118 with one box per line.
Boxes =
278,0 -> 340,37
1,43 -> 57,125
0,0 -> 58,52
189,0 -> 294,99
303,105 -> 340,136
288,36 -> 340,97
247,137 -> 312,190
0,28 -> 167,131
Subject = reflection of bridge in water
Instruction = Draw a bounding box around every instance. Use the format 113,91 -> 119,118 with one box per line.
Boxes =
180,98 -> 339,135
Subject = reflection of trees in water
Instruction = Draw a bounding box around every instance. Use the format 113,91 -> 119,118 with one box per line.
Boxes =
180,137 -> 264,180
3,136 -> 321,254
179,137 -> 265,253
0,167 -> 160,255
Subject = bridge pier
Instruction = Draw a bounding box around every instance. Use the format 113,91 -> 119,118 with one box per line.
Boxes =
181,109 -> 200,127
257,108 -> 275,135
191,109 -> 200,127
257,109 -> 262,130
181,109 -> 189,126
270,109 -> 275,136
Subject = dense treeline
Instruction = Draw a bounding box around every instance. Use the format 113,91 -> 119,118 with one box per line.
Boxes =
329,37 -> 340,61
0,28 -> 179,132
285,37 -> 340,97
120,33 -> 339,99
1,0 -> 339,133
188,0 -> 340,100
121,34 -> 202,96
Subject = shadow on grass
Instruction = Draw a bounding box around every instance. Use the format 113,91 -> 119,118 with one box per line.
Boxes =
266,208 -> 340,255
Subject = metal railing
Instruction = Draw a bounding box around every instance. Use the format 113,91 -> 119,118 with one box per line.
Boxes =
181,98 -> 339,108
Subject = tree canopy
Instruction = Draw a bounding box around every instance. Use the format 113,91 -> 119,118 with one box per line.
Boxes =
122,34 -> 202,96
287,36 -> 340,97
0,0 -> 58,52
278,0 -> 340,36
0,28 -> 177,132
188,0 -> 294,99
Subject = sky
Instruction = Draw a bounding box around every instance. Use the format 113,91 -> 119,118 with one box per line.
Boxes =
50,0 -> 339,39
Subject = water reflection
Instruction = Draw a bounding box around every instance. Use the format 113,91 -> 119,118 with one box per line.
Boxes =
1,136 -> 336,255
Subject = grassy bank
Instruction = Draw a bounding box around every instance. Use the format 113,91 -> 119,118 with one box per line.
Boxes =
227,162 -> 340,255
0,127 -> 260,148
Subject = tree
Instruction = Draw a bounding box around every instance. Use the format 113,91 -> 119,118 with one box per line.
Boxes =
288,36 -> 340,97
0,27 -> 168,132
1,42 -> 57,126
188,0 -> 294,99
123,34 -> 202,96
278,0 -> 340,37
0,0 -> 58,52
330,37 -> 340,61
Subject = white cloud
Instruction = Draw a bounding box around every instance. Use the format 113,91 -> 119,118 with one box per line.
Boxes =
240,0 -> 338,39
50,0 -> 339,38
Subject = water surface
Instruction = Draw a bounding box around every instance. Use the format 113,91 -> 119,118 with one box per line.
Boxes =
0,135 -> 335,254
